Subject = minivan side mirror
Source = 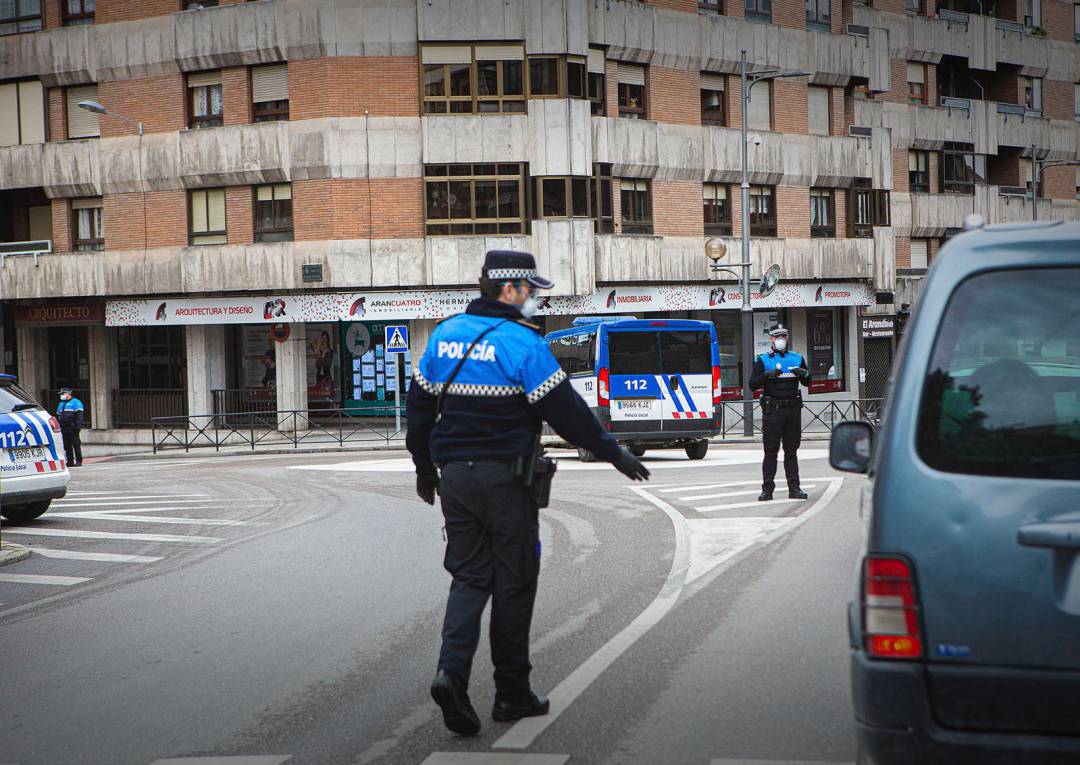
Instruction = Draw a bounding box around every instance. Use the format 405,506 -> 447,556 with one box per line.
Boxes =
830,421 -> 874,474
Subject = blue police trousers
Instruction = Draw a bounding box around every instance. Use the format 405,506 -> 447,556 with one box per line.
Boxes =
437,460 -> 540,702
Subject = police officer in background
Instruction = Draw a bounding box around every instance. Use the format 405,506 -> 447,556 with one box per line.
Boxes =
749,325 -> 810,501
407,250 -> 650,736
56,387 -> 85,467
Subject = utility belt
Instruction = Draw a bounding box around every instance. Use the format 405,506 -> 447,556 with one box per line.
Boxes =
511,436 -> 558,509
761,396 -> 802,413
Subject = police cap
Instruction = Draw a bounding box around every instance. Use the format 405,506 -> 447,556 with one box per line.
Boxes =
482,250 -> 554,290
768,324 -> 789,338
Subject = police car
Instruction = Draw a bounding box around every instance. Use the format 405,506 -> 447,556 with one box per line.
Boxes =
0,374 -> 70,522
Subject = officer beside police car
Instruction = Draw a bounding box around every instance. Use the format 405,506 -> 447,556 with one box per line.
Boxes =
406,250 -> 650,736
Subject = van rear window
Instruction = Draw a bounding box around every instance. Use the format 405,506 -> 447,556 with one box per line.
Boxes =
609,332 -> 660,375
608,330 -> 712,375
0,379 -> 40,415
660,331 -> 712,374
916,268 -> 1080,480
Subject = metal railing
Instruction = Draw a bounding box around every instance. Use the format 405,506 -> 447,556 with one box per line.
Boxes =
113,388 -> 187,427
211,388 -> 277,423
39,388 -> 93,428
718,398 -> 883,438
152,406 -> 406,453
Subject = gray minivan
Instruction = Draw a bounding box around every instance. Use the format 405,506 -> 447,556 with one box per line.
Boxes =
831,221 -> 1080,763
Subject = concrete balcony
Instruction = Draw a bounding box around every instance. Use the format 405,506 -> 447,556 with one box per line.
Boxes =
909,188 -> 1080,235
178,122 -> 290,188
591,117 -> 702,181
175,0 -> 286,71
857,99 -> 996,154
706,126 -> 882,187
994,109 -> 1080,157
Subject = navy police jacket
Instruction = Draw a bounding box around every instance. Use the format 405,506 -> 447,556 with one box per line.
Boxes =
749,350 -> 811,400
406,297 -> 621,471
56,397 -> 85,430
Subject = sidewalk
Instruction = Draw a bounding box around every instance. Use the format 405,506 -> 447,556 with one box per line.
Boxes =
0,540 -> 31,567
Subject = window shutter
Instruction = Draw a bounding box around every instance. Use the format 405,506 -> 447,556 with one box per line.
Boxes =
251,64 -> 287,104
703,183 -> 727,200
187,70 -> 222,88
421,46 -> 471,65
617,63 -> 645,86
71,197 -> 102,210
28,205 -> 51,241
587,48 -> 606,74
475,44 -> 523,61
66,84 -> 99,138
0,83 -> 19,147
700,73 -> 725,91
1020,158 -> 1033,185
808,86 -> 829,136
191,191 -> 208,232
909,151 -> 918,171
18,81 -> 45,144
747,80 -> 770,131
207,189 -> 226,231
274,183 -> 291,200
906,62 -> 925,84
910,239 -> 928,269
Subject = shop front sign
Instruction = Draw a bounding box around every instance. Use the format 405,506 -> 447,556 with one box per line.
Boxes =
861,316 -> 896,338
15,301 -> 104,326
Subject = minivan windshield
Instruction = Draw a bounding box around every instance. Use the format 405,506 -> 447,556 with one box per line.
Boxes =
0,378 -> 40,415
916,268 -> 1080,480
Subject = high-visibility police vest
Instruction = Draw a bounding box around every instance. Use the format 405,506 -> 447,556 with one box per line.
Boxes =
758,351 -> 805,376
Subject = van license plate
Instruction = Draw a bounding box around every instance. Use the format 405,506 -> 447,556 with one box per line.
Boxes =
9,447 -> 47,463
616,400 -> 653,410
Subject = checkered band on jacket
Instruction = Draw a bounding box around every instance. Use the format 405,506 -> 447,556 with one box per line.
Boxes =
526,369 -> 566,404
412,367 -> 526,397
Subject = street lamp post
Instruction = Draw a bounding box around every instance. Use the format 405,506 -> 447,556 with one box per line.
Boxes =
736,50 -> 809,436
1029,143 -> 1080,222
77,101 -> 146,256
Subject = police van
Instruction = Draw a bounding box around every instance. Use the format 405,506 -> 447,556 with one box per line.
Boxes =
0,374 -> 70,522
547,317 -> 721,460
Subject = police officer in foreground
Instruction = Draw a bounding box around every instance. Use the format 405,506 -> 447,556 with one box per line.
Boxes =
749,325 -> 810,501
406,250 -> 650,736
56,387 -> 85,467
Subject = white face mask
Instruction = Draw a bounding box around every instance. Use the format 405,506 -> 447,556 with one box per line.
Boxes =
520,295 -> 540,319
773,337 -> 787,352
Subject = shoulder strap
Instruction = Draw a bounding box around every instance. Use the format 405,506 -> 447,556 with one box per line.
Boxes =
435,319 -> 508,422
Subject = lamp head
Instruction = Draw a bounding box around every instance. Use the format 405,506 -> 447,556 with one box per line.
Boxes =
705,238 -> 727,262
77,100 -> 107,115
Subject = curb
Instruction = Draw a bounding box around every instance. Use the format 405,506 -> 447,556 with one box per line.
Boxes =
0,541 -> 31,567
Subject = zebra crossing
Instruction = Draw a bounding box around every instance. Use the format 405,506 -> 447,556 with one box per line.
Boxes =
0,490 -> 262,600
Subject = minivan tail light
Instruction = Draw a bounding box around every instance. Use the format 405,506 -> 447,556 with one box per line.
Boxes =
48,416 -> 61,433
712,365 -> 722,405
598,368 -> 610,407
863,555 -> 923,659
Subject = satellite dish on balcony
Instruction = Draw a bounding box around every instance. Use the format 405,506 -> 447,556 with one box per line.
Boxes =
759,264 -> 781,298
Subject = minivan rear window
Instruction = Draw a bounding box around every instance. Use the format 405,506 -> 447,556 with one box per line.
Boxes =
916,268 -> 1080,480
660,331 -> 711,374
0,379 -> 40,415
609,331 -> 660,375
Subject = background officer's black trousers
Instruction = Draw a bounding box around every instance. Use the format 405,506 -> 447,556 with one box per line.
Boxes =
61,426 -> 82,466
761,400 -> 801,493
438,460 -> 540,703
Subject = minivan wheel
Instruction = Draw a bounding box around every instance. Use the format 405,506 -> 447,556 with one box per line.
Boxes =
685,440 -> 709,460
577,448 -> 597,463
629,445 -> 646,457
1,500 -> 51,522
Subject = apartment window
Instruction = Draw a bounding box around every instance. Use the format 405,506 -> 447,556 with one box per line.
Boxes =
907,0 -> 924,14
71,198 -> 103,252
910,238 -> 929,270
253,184 -> 292,242
749,185 -> 776,237
184,0 -> 217,8
620,179 -> 652,235
849,178 -> 889,237
0,80 -> 44,147
1024,0 -> 1040,27
810,189 -> 835,238
700,0 -> 723,12
701,74 -> 726,126
745,0 -> 771,22
806,0 -> 830,31
591,163 -> 615,233
808,86 -> 830,136
189,188 -> 227,245
907,62 -> 926,105
617,63 -> 646,119
942,142 -> 986,194
1075,167 -> 1080,198
65,84 -> 99,139
0,0 -> 41,34
1020,158 -> 1035,192
587,48 -> 606,115
535,177 -> 590,219
528,56 -> 560,97
1075,3 -> 1080,40
1075,83 -> 1080,120
63,0 -> 94,25
747,79 -> 771,131
703,183 -> 732,236
252,63 -> 288,122
424,163 -> 525,235
852,80 -> 872,100
909,150 -> 929,193
188,71 -> 223,129
1022,76 -> 1042,113
421,44 -> 526,115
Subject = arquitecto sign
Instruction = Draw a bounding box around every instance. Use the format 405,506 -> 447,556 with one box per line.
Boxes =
15,301 -> 105,326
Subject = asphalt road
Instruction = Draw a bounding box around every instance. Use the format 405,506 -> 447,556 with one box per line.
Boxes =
0,444 -> 864,765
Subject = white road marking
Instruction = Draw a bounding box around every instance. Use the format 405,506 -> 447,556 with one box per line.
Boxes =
684,518 -> 792,584
150,758 -> 292,765
660,479 -> 794,494
697,497 -> 807,512
2,528 -> 221,544
495,476 -> 845,750
710,760 -> 853,765
681,484 -> 816,502
0,573 -> 92,586
421,755 -> 569,765
26,548 -> 162,563
51,499 -> 234,507
47,512 -> 248,526
54,506 -> 258,516
56,493 -> 207,499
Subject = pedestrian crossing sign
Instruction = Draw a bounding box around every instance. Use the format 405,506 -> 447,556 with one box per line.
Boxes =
385,325 -> 409,354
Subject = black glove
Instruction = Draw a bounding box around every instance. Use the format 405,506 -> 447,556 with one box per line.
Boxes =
794,367 -> 809,379
612,448 -> 650,481
416,470 -> 439,505
764,367 -> 781,378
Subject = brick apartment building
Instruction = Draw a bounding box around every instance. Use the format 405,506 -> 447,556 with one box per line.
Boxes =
1,0 -> 1078,445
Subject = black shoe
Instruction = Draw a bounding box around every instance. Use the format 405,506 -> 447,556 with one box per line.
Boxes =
789,489 -> 808,500
758,491 -> 773,501
492,693 -> 550,722
430,670 -> 481,736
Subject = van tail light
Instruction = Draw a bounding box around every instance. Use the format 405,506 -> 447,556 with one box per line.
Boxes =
48,416 -> 62,433
598,368 -> 610,407
863,555 -> 923,660
712,365 -> 722,405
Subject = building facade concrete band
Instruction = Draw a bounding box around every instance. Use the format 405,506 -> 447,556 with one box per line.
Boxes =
0,0 -> 1077,444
